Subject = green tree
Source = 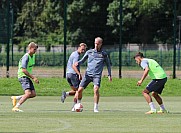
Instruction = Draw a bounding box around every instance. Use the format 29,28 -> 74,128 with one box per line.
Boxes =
14,0 -> 64,51
107,0 -> 174,44
67,0 -> 113,47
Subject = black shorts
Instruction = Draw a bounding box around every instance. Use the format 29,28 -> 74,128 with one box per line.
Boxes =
66,73 -> 80,89
146,77 -> 167,94
79,74 -> 101,89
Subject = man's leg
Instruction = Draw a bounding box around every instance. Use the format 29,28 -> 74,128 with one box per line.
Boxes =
61,87 -> 76,103
93,85 -> 99,112
62,74 -> 79,103
11,95 -> 23,107
152,92 -> 168,113
77,87 -> 84,103
142,89 -> 156,114
12,90 -> 36,112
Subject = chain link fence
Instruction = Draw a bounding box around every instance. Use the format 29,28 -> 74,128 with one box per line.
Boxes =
0,0 -> 181,78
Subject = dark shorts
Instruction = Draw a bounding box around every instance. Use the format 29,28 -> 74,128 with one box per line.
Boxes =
18,77 -> 35,91
66,73 -> 80,89
146,77 -> 167,94
79,74 -> 101,89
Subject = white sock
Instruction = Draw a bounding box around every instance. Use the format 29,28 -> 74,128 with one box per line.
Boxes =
160,104 -> 165,111
77,99 -> 81,103
66,92 -> 69,96
16,96 -> 22,100
149,102 -> 156,111
94,103 -> 98,110
15,103 -> 21,108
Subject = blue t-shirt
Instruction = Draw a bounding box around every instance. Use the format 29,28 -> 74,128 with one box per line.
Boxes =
66,51 -> 80,74
78,49 -> 111,77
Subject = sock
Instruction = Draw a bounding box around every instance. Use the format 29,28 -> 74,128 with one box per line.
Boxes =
94,103 -> 98,110
66,92 -> 69,96
149,102 -> 156,111
16,96 -> 22,100
72,98 -> 77,107
77,99 -> 81,103
15,103 -> 21,108
160,104 -> 165,111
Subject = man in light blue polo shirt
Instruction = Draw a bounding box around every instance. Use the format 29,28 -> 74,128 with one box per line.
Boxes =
74,37 -> 112,112
61,43 -> 87,111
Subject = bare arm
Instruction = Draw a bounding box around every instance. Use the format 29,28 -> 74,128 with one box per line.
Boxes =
137,66 -> 149,86
72,64 -> 82,80
22,68 -> 39,84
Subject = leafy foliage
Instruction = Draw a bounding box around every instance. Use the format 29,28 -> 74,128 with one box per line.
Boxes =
1,0 -> 180,47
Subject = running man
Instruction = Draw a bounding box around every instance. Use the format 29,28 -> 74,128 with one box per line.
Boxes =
134,52 -> 169,114
74,37 -> 112,112
11,42 -> 39,112
61,43 -> 87,111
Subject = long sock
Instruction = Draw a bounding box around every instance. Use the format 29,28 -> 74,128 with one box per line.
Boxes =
149,102 -> 156,111
160,104 -> 165,111
15,103 -> 21,108
66,92 -> 69,96
16,96 -> 22,100
72,98 -> 77,108
77,99 -> 81,103
94,103 -> 98,110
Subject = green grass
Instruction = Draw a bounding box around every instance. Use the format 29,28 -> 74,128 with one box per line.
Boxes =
0,77 -> 181,96
0,96 -> 181,132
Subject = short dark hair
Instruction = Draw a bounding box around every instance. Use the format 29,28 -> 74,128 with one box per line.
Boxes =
134,52 -> 144,59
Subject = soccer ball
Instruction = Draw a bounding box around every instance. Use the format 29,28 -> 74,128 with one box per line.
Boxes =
74,103 -> 83,112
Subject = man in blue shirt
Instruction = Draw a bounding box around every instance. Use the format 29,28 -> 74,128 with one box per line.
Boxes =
61,43 -> 87,111
74,37 -> 112,112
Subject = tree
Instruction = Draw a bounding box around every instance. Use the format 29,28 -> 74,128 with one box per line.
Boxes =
107,0 -> 174,44
14,0 -> 64,51
67,0 -> 113,47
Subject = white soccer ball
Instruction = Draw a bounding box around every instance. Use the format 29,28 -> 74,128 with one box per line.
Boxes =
74,103 -> 83,112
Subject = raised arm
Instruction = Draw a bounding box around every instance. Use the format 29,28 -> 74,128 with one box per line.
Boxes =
78,51 -> 88,65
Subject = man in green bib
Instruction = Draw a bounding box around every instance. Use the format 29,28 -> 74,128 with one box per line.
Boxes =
11,42 -> 39,112
134,52 -> 169,114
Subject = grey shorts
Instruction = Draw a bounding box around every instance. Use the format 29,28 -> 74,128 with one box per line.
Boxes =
79,75 -> 101,89
146,77 -> 167,94
18,77 -> 35,91
66,73 -> 80,89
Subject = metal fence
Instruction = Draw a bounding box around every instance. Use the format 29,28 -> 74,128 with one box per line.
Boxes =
0,0 -> 181,78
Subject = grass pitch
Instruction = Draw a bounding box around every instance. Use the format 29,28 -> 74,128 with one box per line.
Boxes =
0,96 -> 181,133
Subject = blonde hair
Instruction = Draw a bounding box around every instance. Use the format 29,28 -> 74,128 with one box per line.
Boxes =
28,42 -> 38,49
79,43 -> 87,48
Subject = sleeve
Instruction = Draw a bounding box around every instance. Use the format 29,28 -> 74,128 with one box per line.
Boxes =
21,55 -> 29,69
140,60 -> 149,70
78,51 -> 88,65
72,54 -> 79,64
104,52 -> 112,76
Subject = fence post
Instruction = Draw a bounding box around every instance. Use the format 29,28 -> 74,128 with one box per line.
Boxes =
173,0 -> 177,79
10,1 -> 13,66
63,0 -> 67,78
6,0 -> 11,78
119,0 -> 123,78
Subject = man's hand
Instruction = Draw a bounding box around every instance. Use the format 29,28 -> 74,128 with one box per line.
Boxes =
33,77 -> 39,84
137,80 -> 143,86
108,76 -> 112,82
